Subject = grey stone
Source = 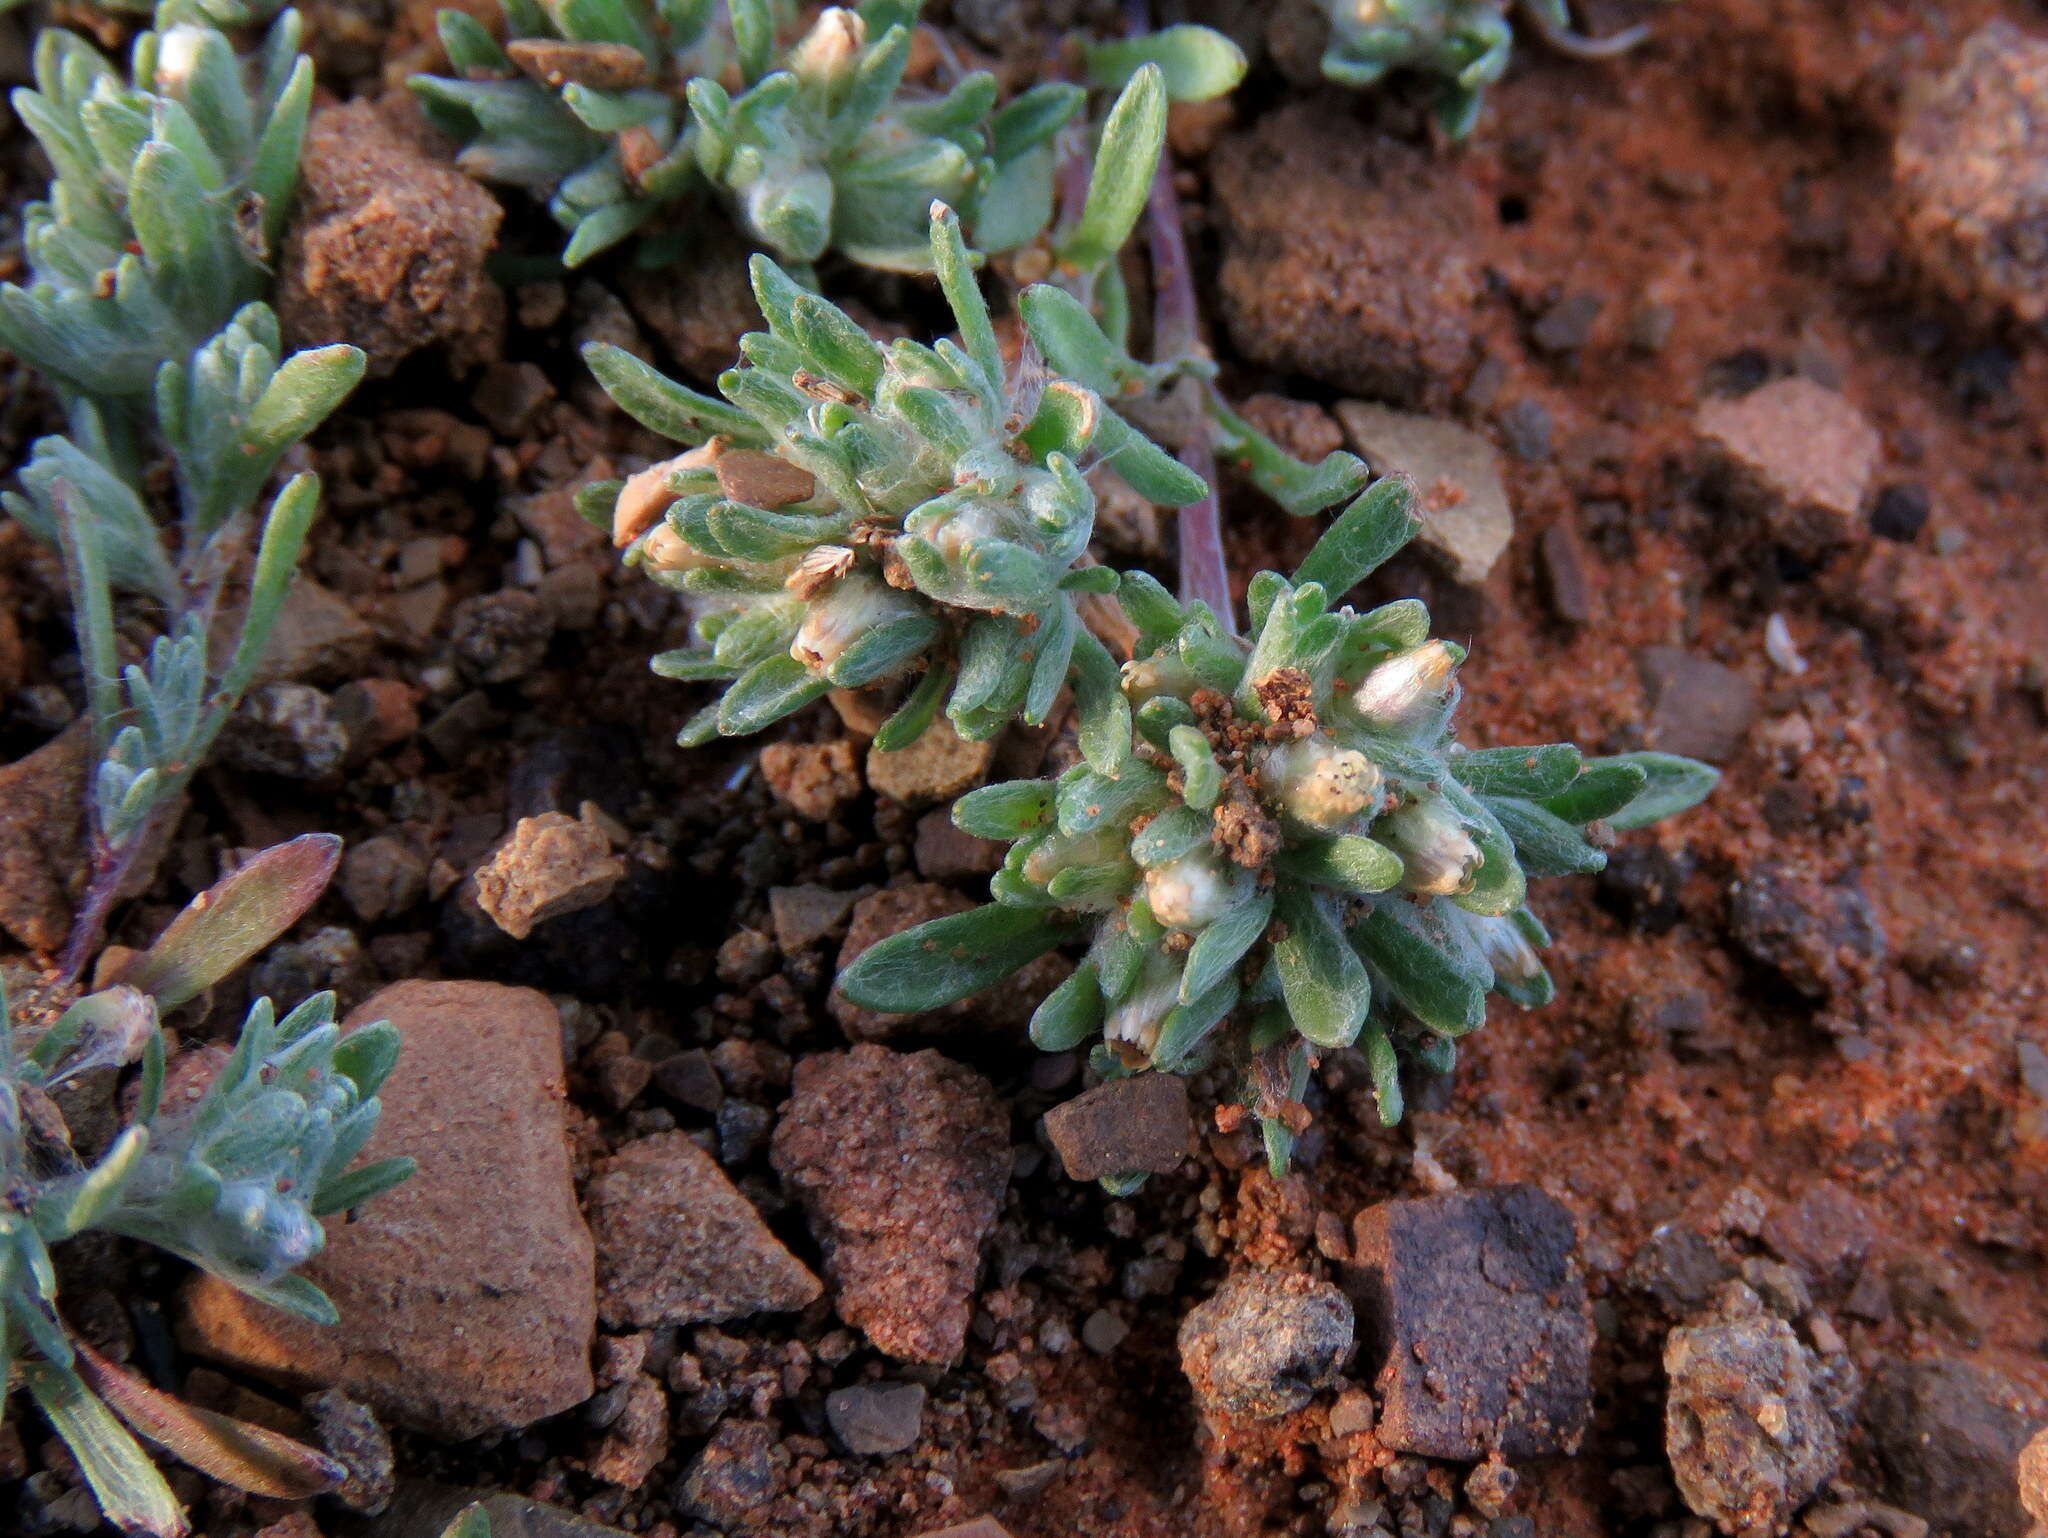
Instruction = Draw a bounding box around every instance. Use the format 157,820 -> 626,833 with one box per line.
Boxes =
219,683 -> 348,778
1626,1224 -> 1735,1316
1637,646 -> 1758,764
768,884 -> 859,953
1664,1283 -> 1842,1537
1336,401 -> 1513,586
1865,1358 -> 2032,1538
589,1131 -> 820,1328
1178,1270 -> 1353,1421
825,1382 -> 926,1456
1081,1309 -> 1129,1357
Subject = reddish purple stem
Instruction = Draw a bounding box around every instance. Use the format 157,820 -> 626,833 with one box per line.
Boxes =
1144,142 -> 1232,628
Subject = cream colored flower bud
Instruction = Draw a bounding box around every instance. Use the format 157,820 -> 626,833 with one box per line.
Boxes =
1472,914 -> 1542,983
1104,955 -> 1182,1056
1120,655 -> 1197,705
640,523 -> 704,572
1353,640 -> 1460,732
1021,828 -> 1127,893
154,24 -> 209,92
1382,795 -> 1482,897
1144,850 -> 1234,932
788,7 -> 865,84
1258,733 -> 1382,833
790,573 -> 920,673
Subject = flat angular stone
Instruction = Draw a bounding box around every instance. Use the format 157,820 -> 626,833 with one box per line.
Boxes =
0,723 -> 88,950
181,982 -> 596,1439
1695,378 -> 1879,554
1345,1185 -> 1592,1460
1336,402 -> 1514,586
589,1131 -> 820,1328
1637,646 -> 1758,765
1042,1073 -> 1193,1181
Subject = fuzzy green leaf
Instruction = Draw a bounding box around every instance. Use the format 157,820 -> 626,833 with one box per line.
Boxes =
1058,64 -> 1166,275
1271,887 -> 1370,1047
1598,751 -> 1720,830
1454,743 -> 1583,798
840,905 -> 1080,1012
1180,889 -> 1270,1003
1083,25 -> 1247,103
1029,961 -> 1102,1050
1538,760 -> 1649,824
119,834 -> 341,1010
1293,476 -> 1420,598
954,780 -> 1056,839
1356,899 -> 1488,1036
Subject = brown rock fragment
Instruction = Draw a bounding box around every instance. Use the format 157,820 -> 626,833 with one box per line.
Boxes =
1665,1282 -> 1842,1538
1637,646 -> 1758,765
1895,21 -> 2048,325
278,100 -> 503,374
473,808 -> 625,940
258,578 -> 376,686
1345,1184 -> 1593,1460
1695,378 -> 1880,555
1865,1358 -> 2033,1538
1212,105 -> 1482,407
771,1044 -> 1009,1363
913,809 -> 1004,881
866,716 -> 995,807
180,982 -> 596,1439
588,1131 -> 821,1328
586,1375 -> 669,1490
1042,1073 -> 1193,1182
0,722 -> 88,950
759,739 -> 862,821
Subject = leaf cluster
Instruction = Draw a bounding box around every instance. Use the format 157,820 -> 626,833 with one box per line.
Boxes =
839,480 -> 1718,1180
0,839 -> 412,1535
0,6 -> 364,958
412,0 -> 1241,273
586,197 -> 1212,750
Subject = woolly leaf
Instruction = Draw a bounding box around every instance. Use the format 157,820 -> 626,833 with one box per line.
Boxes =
840,906 -> 1081,1012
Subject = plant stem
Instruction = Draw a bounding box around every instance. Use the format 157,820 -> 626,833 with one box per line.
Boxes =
1142,130 -> 1232,628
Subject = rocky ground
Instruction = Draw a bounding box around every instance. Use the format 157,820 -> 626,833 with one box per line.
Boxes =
3,0 -> 2048,1536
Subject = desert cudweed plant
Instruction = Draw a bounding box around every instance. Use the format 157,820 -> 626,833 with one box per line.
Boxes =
1320,0 -> 1653,137
1,4 -> 365,977
0,838 -> 412,1537
584,198 -> 1209,754
411,0 -> 1240,272
840,482 -> 1717,1184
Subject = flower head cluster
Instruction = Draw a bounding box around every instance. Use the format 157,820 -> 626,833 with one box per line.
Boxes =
841,482 -> 1717,1180
586,201 -> 1205,752
413,0 -> 1087,271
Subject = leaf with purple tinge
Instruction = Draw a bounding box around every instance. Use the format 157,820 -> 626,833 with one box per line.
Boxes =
115,834 -> 341,1009
73,1340 -> 346,1499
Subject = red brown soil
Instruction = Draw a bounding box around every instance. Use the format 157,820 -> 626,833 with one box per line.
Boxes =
6,0 -> 2048,1535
